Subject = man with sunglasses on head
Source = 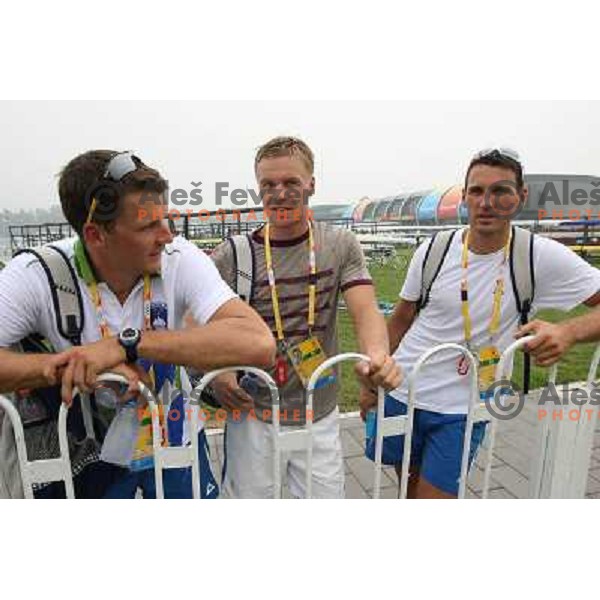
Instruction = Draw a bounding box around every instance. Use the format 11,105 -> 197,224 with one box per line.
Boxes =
362,147 -> 600,499
0,150 -> 275,498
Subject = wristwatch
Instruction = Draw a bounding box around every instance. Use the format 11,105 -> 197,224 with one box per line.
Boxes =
118,327 -> 142,363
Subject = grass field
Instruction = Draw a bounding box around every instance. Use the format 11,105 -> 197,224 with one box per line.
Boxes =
336,248 -> 599,413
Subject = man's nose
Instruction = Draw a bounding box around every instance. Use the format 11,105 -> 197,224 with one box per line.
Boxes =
475,192 -> 489,209
263,189 -> 283,207
159,218 -> 175,244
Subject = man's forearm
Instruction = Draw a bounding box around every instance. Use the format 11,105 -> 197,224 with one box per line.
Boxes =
138,318 -> 276,371
387,300 -> 418,353
346,297 -> 390,356
0,350 -> 53,393
354,308 -> 390,356
344,286 -> 390,356
387,316 -> 410,354
562,307 -> 600,345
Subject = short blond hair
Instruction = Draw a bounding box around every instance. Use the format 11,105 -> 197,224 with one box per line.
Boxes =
254,136 -> 314,175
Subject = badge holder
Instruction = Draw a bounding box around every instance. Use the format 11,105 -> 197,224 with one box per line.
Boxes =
287,336 -> 336,390
477,345 -> 501,401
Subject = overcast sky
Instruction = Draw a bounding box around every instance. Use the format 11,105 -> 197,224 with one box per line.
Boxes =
1,100 -> 599,212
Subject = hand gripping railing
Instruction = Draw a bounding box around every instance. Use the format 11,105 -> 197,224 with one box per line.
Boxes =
307,353 -> 382,499
490,337 -> 557,499
0,372 -> 133,499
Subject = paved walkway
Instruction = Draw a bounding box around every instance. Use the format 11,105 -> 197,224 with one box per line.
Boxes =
205,385 -> 600,499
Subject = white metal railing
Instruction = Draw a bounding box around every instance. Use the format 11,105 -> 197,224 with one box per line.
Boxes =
371,343 -> 481,499
308,353 -> 384,499
526,341 -> 600,498
3,341 -> 600,500
184,367 -> 282,498
0,372 -> 143,499
0,391 -> 74,498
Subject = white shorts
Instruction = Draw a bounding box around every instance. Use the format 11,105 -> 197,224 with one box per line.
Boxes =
222,407 -> 344,499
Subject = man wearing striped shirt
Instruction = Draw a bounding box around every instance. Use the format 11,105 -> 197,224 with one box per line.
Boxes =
211,136 -> 401,498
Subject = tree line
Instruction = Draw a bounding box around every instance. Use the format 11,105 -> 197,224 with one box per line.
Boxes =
0,205 -> 64,238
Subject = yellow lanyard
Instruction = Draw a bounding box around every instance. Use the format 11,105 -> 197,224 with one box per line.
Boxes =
460,228 -> 511,347
73,239 -> 152,340
264,220 -> 316,347
88,275 -> 152,339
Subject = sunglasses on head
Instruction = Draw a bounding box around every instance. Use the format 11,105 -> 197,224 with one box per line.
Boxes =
472,147 -> 522,167
86,152 -> 142,225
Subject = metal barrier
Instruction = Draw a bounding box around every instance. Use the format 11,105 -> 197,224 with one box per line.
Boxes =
182,367 -> 282,498
308,353 -> 384,499
371,343 -> 481,499
486,337 -> 558,498
371,338 -> 598,500
149,371 -> 210,499
0,372 -> 134,499
525,342 -> 600,498
0,392 -> 74,498
4,343 -> 600,500
148,376 -> 202,500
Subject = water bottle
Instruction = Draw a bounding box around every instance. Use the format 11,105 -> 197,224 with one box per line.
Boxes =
100,401 -> 139,466
365,409 -> 377,444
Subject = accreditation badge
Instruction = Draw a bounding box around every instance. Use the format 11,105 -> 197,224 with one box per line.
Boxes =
287,336 -> 336,390
130,365 -> 169,472
130,406 -> 156,471
477,345 -> 501,400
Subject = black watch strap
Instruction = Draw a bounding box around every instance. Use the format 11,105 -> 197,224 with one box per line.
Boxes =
118,328 -> 141,364
122,343 -> 138,364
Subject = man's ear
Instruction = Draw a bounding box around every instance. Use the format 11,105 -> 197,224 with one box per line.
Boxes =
520,184 -> 528,204
309,176 -> 316,197
82,222 -> 107,248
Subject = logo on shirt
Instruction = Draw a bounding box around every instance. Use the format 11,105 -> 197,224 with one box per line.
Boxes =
150,301 -> 168,330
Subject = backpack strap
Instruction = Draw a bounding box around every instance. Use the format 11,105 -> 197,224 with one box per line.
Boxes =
418,229 -> 458,311
509,226 -> 536,393
11,245 -> 97,443
14,245 -> 85,346
194,234 -> 256,410
228,234 -> 255,304
509,226 -> 535,321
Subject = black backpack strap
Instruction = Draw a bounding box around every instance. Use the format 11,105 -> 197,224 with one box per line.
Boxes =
15,245 -> 84,346
418,229 -> 458,312
228,234 -> 255,304
508,226 -> 536,393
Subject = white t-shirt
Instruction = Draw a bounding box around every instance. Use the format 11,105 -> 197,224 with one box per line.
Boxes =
0,235 -> 237,440
390,229 -> 600,414
0,235 -> 235,351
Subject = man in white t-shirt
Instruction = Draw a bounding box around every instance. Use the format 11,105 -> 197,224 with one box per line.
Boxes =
362,148 -> 600,498
0,150 -> 276,498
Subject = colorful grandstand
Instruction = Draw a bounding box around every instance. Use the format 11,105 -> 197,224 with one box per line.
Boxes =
324,174 -> 600,225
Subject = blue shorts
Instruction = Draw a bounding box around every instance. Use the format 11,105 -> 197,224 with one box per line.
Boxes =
365,394 -> 487,496
102,430 -> 219,499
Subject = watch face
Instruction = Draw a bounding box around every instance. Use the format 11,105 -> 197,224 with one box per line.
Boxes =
121,328 -> 139,344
